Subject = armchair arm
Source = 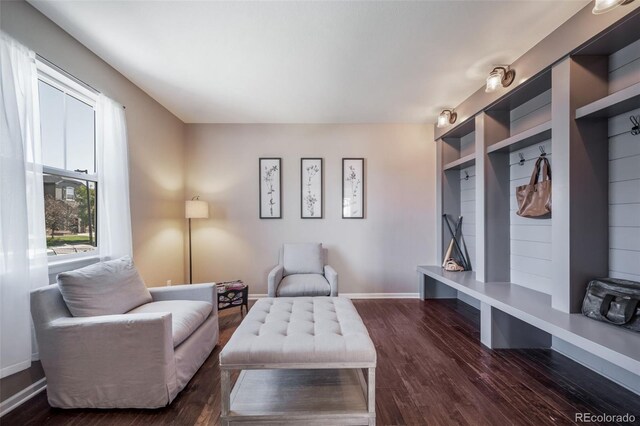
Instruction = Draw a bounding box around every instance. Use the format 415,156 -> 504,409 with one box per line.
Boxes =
268,265 -> 284,297
324,265 -> 338,296
149,283 -> 216,304
38,313 -> 175,408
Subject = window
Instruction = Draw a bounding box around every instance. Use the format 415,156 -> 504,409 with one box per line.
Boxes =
38,62 -> 98,260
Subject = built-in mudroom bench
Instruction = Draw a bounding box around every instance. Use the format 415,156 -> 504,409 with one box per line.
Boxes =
417,266 -> 640,377
424,6 -> 640,395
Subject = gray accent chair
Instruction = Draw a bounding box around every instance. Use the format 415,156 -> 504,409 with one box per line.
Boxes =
268,243 -> 338,297
30,258 -> 219,409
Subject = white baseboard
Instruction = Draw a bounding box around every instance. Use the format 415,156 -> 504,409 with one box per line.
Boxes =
0,378 -> 46,417
0,361 -> 32,380
249,293 -> 419,300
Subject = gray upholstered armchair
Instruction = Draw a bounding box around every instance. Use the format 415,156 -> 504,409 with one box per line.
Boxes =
30,257 -> 219,409
268,243 -> 338,297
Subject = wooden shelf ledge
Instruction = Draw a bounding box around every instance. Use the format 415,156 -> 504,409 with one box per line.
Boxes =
443,153 -> 476,171
575,81 -> 640,119
417,265 -> 640,375
487,120 -> 552,154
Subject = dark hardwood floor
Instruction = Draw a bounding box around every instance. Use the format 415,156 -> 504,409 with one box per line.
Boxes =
4,299 -> 639,425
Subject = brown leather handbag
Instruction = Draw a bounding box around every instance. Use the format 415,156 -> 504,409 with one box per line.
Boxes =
516,156 -> 551,218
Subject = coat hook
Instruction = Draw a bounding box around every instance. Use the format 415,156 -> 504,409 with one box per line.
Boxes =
464,171 -> 469,181
539,145 -> 547,157
631,115 -> 639,136
519,153 -> 525,166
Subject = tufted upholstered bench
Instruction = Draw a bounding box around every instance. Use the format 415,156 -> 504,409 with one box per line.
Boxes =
219,297 -> 376,425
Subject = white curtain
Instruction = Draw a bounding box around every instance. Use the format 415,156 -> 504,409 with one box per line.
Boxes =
0,33 -> 48,378
96,94 -> 132,260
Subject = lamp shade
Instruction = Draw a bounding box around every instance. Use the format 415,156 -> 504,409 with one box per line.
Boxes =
437,111 -> 449,128
485,69 -> 503,93
185,200 -> 209,219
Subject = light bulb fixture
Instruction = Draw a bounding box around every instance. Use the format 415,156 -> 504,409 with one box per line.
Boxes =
437,109 -> 457,128
592,0 -> 634,14
485,66 -> 516,93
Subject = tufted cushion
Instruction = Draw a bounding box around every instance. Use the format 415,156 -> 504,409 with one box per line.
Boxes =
220,297 -> 376,366
276,274 -> 330,297
282,243 -> 324,276
128,300 -> 212,347
57,256 -> 152,317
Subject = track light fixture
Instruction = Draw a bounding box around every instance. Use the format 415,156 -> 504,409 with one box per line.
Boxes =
437,109 -> 457,128
485,66 -> 516,93
592,0 -> 635,14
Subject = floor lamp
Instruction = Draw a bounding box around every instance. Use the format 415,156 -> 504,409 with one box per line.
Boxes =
185,196 -> 209,284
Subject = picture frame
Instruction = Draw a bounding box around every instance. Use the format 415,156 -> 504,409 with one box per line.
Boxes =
259,158 -> 282,219
300,158 -> 323,219
342,158 -> 364,219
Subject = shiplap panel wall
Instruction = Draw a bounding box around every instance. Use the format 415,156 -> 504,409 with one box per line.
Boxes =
460,165 -> 476,269
609,106 -> 640,281
608,38 -> 640,94
510,90 -> 551,134
608,41 -> 640,280
459,131 -> 475,158
509,90 -> 553,294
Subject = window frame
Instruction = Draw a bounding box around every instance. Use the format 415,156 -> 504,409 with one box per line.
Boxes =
38,60 -> 100,265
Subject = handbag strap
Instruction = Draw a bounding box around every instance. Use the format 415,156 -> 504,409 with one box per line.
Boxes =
599,294 -> 639,324
528,157 -> 544,187
541,157 -> 551,182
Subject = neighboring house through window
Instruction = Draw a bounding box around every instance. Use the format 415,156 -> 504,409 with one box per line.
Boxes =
38,61 -> 98,259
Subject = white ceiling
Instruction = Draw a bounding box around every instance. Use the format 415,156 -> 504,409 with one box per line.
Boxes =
30,1 -> 589,124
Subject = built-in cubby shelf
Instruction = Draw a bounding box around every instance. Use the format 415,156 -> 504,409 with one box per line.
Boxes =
575,81 -> 640,119
430,9 -> 640,390
487,120 -> 552,154
443,153 -> 475,171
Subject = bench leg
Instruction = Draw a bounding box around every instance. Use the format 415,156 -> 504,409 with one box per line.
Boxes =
480,302 -> 551,349
221,368 -> 231,424
419,273 -> 457,300
368,367 -> 375,425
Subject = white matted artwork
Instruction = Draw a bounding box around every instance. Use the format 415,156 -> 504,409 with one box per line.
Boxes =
259,158 -> 282,219
301,158 -> 323,219
342,158 -> 364,219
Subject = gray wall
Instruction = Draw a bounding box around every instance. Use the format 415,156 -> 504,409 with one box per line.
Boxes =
185,123 -> 437,295
609,107 -> 640,281
509,143 -> 553,293
608,38 -> 640,94
607,41 -> 640,281
459,165 -> 476,269
508,90 -> 553,294
0,0 -> 187,287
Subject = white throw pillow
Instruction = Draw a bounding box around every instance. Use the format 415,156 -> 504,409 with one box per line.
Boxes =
282,243 -> 324,276
57,256 -> 152,317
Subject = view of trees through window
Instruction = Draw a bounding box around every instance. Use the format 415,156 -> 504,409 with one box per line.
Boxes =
44,174 -> 97,256
39,75 -> 98,258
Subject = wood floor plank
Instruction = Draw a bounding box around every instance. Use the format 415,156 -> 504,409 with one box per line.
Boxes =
3,299 -> 638,426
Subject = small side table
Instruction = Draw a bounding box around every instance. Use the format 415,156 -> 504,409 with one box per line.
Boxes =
216,281 -> 249,317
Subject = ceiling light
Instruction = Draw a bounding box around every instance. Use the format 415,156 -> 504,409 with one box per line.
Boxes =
592,0 -> 634,14
437,109 -> 457,128
485,66 -> 516,93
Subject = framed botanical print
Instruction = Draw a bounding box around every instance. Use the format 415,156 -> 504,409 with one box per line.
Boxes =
259,158 -> 282,219
301,158 -> 323,219
342,158 -> 364,219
